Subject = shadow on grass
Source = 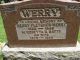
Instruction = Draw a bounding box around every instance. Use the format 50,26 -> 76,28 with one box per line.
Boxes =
78,31 -> 80,42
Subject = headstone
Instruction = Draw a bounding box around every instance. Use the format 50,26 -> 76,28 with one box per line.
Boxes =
0,0 -> 80,47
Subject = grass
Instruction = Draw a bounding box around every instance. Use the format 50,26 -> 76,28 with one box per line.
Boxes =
0,15 -> 7,43
0,15 -> 7,60
0,51 -> 3,60
78,31 -> 80,41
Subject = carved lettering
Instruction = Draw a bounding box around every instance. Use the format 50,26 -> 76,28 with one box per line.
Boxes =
20,8 -> 61,18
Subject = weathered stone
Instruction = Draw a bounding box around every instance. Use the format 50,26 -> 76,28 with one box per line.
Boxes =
3,51 -> 80,60
2,42 -> 80,60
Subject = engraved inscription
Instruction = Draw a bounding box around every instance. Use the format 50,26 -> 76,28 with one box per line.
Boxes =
16,19 -> 67,40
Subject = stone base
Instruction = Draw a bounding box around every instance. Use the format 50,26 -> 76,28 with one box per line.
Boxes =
2,42 -> 80,60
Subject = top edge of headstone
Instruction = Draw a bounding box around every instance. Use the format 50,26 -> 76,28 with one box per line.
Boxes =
0,0 -> 80,6
57,0 -> 80,3
0,0 -> 30,5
